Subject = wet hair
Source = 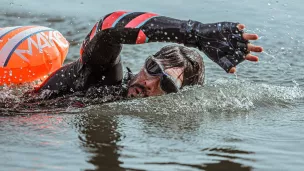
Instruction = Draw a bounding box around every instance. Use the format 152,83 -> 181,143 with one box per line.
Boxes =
153,44 -> 205,87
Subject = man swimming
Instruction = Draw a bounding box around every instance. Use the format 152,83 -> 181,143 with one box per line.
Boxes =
28,11 -> 263,103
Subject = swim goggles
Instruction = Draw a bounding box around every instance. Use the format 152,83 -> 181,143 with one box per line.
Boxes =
144,56 -> 181,93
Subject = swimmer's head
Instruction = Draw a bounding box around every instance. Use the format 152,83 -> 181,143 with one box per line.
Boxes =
127,45 -> 205,98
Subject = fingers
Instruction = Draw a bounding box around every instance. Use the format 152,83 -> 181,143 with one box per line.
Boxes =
237,24 -> 245,30
248,44 -> 263,52
245,54 -> 259,62
243,33 -> 258,40
237,24 -> 259,40
229,67 -> 236,73
232,23 -> 262,73
245,44 -> 262,61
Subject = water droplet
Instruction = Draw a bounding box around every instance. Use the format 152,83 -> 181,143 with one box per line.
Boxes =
9,70 -> 12,76
164,32 -> 167,35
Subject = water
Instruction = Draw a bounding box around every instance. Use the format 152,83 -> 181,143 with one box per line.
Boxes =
1,0 -> 304,170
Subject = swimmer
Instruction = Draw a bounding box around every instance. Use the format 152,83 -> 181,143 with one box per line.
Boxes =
28,11 -> 263,101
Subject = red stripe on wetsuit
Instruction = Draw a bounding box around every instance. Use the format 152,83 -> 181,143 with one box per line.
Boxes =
101,11 -> 129,30
102,12 -> 158,44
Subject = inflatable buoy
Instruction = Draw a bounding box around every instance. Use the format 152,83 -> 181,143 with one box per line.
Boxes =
0,26 -> 69,85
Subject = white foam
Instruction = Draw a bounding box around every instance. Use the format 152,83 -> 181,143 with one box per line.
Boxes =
105,79 -> 304,115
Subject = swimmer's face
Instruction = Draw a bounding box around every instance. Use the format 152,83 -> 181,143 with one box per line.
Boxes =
127,64 -> 184,98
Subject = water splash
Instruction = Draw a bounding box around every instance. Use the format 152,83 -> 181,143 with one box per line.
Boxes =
104,79 -> 304,115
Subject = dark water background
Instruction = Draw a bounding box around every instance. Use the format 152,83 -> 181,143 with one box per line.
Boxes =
1,0 -> 304,170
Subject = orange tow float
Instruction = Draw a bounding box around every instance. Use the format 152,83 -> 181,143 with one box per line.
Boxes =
0,26 -> 69,85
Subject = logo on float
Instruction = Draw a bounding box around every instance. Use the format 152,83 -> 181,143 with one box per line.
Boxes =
14,31 -> 69,63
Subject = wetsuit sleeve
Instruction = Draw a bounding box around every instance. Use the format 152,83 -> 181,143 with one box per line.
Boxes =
81,11 -> 249,72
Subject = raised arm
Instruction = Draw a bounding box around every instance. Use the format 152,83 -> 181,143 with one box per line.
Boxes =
81,11 -> 260,72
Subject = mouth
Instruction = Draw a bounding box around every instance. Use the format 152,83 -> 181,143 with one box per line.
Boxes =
128,84 -> 147,98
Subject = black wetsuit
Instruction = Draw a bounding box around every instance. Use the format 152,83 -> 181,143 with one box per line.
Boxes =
33,11 -> 249,101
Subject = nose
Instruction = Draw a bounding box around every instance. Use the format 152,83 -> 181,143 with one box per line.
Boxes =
141,77 -> 159,91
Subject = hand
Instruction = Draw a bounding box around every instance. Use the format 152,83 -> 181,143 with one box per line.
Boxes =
193,22 -> 263,73
229,24 -> 263,73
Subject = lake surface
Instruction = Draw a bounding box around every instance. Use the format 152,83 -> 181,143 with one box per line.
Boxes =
1,0 -> 304,170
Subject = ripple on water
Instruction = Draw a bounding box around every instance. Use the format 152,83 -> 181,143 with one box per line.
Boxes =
102,79 -> 304,115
